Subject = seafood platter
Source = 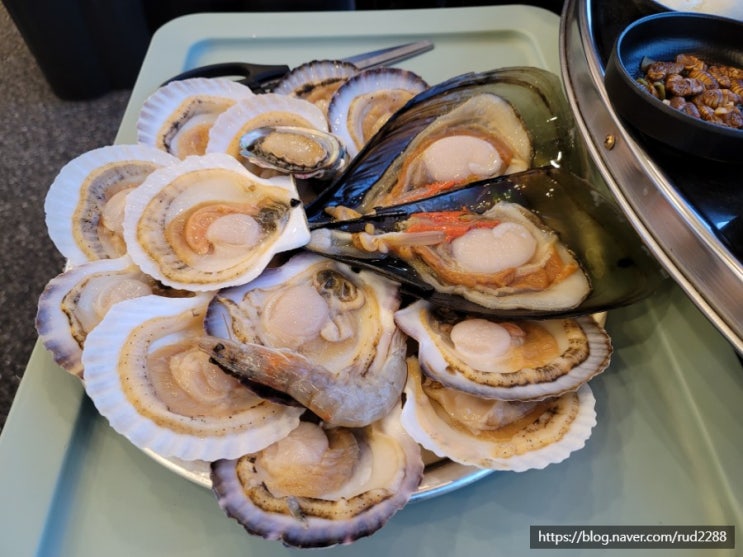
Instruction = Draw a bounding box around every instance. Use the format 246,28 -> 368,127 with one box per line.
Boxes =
5,5 -> 742,557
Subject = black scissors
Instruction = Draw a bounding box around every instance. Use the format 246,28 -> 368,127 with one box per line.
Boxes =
161,40 -> 434,92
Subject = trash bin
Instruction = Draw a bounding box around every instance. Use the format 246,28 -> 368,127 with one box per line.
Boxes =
3,0 -> 151,100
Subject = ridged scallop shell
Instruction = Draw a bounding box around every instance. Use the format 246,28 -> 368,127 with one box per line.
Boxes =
272,60 -> 359,116
210,404 -> 423,548
82,294 -> 305,461
136,77 -> 255,159
328,67 -> 428,158
35,255 -> 156,377
203,251 -> 407,428
122,152 -> 310,291
400,357 -> 597,471
206,93 -> 328,176
395,299 -> 612,401
44,144 -> 178,265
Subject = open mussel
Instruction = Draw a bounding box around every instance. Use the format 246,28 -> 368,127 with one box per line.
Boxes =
308,166 -> 665,319
305,67 -> 583,223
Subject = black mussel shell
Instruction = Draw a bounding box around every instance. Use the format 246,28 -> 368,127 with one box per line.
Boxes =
308,167 -> 666,319
305,67 -> 591,224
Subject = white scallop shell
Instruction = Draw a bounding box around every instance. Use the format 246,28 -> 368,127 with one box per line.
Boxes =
400,357 -> 597,472
136,77 -> 255,158
35,255 -> 154,377
206,93 -> 329,161
395,299 -> 612,401
44,144 -> 179,265
122,152 -> 310,291
328,67 -> 428,158
211,403 -> 424,548
272,60 -> 359,97
272,60 -> 359,116
82,294 -> 305,461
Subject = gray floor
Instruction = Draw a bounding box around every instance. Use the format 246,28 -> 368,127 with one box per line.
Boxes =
0,5 -> 131,431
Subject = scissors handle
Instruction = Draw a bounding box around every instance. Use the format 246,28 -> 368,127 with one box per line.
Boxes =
161,62 -> 291,91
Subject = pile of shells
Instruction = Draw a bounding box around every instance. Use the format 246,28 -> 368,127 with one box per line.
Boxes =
35,60 -> 663,548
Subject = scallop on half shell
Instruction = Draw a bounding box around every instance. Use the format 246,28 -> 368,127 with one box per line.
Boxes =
206,93 -> 329,169
35,255 -> 159,377
136,77 -> 255,159
210,404 -> 423,548
123,152 -> 310,291
82,294 -> 304,462
44,144 -> 178,265
395,299 -> 612,401
328,67 -> 428,159
203,252 -> 407,428
400,357 -> 597,472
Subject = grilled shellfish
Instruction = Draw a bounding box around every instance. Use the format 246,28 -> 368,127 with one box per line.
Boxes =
206,93 -> 330,177
306,67 -> 576,221
44,144 -> 178,265
272,59 -> 359,116
308,166 -> 664,319
310,199 -> 591,313
328,67 -> 428,159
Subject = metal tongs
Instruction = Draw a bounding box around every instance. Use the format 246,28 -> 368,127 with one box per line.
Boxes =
162,40 -> 434,92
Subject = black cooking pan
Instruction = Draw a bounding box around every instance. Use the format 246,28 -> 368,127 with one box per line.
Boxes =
604,11 -> 743,163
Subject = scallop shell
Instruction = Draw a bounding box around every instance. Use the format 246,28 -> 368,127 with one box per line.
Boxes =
328,67 -> 428,158
272,60 -> 359,116
82,294 -> 305,461
210,404 -> 423,548
203,251 -> 407,428
206,93 -> 328,176
44,144 -> 179,265
400,357 -> 597,472
35,255 -> 156,377
122,152 -> 310,291
136,77 -> 255,159
395,299 -> 612,401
